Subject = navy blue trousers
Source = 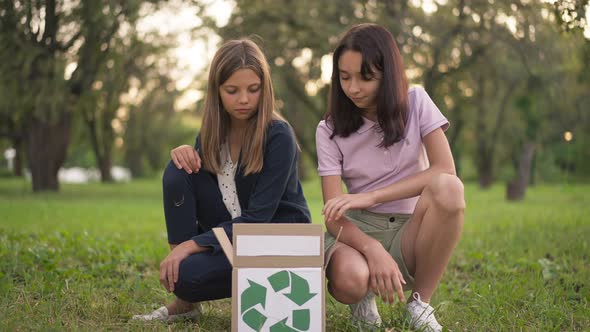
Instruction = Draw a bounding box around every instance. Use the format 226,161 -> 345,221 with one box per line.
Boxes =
162,161 -> 232,302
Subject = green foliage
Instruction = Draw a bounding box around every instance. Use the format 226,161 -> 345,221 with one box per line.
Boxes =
551,0 -> 589,32
1,0 -> 589,188
122,93 -> 198,178
200,0 -> 590,184
0,178 -> 589,331
0,0 -> 176,190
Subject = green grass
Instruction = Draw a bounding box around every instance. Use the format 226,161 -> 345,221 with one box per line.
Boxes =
0,178 -> 588,331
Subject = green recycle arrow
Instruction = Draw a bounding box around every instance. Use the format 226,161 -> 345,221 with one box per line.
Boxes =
285,272 -> 317,306
269,317 -> 298,332
242,271 -> 316,331
268,270 -> 290,292
292,309 -> 310,331
242,308 -> 267,332
268,309 -> 310,332
241,279 -> 267,313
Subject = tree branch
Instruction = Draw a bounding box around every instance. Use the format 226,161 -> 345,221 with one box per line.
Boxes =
41,0 -> 58,48
58,30 -> 83,52
489,79 -> 518,157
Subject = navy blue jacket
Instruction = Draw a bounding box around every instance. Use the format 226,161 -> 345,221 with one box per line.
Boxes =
191,120 -> 311,254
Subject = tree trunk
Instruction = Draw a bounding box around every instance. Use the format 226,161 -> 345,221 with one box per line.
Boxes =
476,143 -> 494,189
506,142 -> 536,201
26,113 -> 72,192
12,137 -> 24,177
529,152 -> 536,186
478,161 -> 494,188
448,107 -> 464,177
85,117 -> 114,183
98,155 -> 113,182
125,150 -> 145,178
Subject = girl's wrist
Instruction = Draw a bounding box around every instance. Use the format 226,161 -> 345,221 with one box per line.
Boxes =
181,240 -> 202,255
369,190 -> 381,205
360,238 -> 381,256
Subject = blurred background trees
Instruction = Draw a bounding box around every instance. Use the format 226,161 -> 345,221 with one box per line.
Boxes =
1,0 -> 588,199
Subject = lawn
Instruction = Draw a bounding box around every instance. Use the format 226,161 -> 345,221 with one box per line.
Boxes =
0,177 -> 588,331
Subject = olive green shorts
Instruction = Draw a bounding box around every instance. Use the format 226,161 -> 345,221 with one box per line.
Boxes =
324,209 -> 415,290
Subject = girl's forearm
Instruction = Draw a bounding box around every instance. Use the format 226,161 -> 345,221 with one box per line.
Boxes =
326,217 -> 380,255
372,165 -> 456,204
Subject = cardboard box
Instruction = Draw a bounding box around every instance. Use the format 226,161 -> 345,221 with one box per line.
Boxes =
214,223 -> 325,332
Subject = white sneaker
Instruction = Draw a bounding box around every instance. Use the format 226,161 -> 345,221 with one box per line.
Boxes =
406,292 -> 442,332
131,303 -> 202,322
349,291 -> 382,327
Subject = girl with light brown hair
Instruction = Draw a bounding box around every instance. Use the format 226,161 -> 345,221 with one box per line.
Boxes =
133,39 -> 311,322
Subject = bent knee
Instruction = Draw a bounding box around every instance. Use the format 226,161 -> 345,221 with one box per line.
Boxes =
328,260 -> 369,304
174,258 -> 198,291
428,173 -> 465,213
162,160 -> 188,189
173,255 -> 231,300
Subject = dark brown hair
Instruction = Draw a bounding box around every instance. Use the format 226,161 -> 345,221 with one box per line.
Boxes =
327,23 -> 409,147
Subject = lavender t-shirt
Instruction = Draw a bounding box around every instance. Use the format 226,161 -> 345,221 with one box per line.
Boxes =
316,86 -> 449,214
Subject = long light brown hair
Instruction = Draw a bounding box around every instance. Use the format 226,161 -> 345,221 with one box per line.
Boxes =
200,39 -> 287,175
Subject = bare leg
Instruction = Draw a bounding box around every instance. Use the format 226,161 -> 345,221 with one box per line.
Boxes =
166,297 -> 196,315
401,174 -> 465,302
326,243 -> 370,304
326,232 -> 383,327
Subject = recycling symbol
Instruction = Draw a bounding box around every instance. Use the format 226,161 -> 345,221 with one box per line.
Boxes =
240,270 -> 318,332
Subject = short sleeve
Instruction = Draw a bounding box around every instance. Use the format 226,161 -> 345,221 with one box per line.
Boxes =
316,121 -> 342,176
414,87 -> 450,137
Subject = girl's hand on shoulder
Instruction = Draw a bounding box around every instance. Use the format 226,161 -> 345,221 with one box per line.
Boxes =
322,193 -> 377,223
362,241 -> 406,304
171,145 -> 201,174
159,240 -> 200,292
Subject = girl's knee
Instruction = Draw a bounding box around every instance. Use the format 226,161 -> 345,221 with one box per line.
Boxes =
427,173 -> 465,213
328,262 -> 369,304
173,254 -> 232,301
163,160 -> 188,190
172,258 -> 209,302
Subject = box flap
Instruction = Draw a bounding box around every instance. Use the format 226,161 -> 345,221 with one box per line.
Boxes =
236,235 -> 320,256
233,224 -> 324,268
213,227 -> 234,267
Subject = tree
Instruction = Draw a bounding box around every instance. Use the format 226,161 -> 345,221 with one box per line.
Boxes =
79,33 -> 173,182
0,0 -> 160,191
0,53 -> 28,176
122,74 -> 194,178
